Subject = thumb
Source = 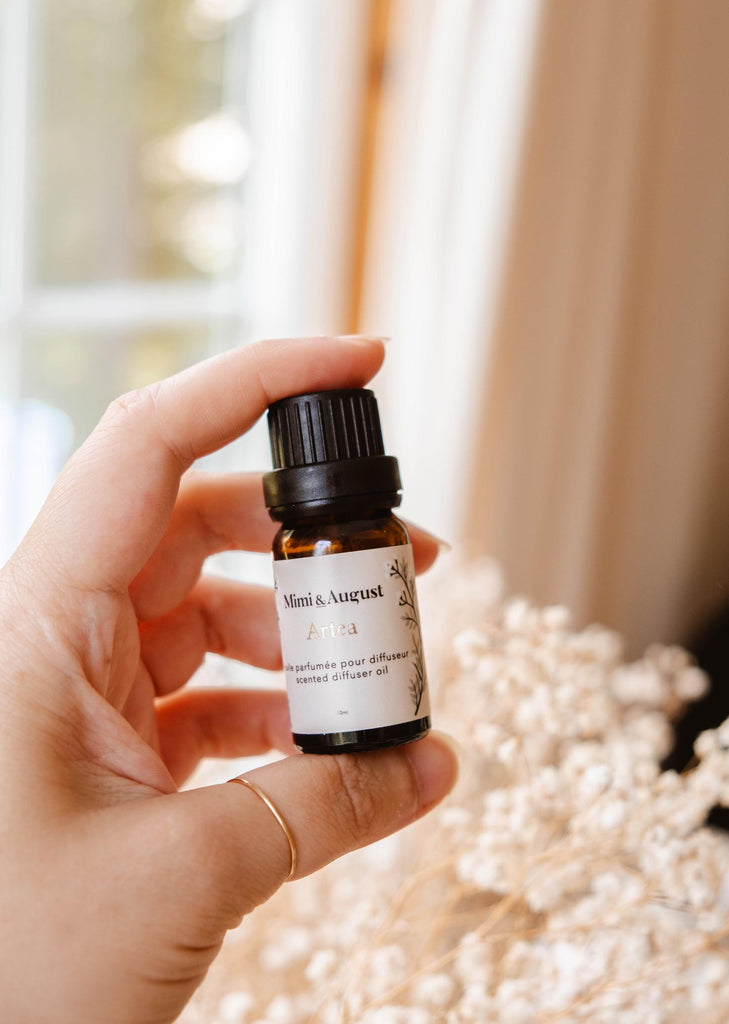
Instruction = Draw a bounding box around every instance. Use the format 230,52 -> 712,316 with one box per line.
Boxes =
153,733 -> 459,936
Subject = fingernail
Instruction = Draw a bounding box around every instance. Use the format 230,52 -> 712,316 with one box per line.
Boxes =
418,529 -> 453,553
408,522 -> 453,553
405,731 -> 461,810
334,334 -> 391,344
433,729 -> 466,764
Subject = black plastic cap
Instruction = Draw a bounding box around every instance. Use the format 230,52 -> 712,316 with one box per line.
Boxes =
263,389 -> 402,517
268,389 -> 386,467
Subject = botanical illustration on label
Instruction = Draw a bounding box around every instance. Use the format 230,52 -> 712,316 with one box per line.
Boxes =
272,544 -> 430,735
387,554 -> 427,716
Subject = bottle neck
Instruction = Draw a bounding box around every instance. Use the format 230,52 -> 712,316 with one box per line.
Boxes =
272,499 -> 399,528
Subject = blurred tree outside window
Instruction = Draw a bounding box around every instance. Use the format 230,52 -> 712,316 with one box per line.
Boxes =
0,0 -> 258,561
0,0 -> 372,566
32,0 -> 251,285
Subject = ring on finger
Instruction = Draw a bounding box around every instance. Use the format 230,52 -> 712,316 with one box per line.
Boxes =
228,776 -> 297,880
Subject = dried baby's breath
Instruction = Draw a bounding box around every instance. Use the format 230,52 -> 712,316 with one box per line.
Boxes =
182,559 -> 729,1024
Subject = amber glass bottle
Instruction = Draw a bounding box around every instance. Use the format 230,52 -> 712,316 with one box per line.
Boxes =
263,389 -> 431,754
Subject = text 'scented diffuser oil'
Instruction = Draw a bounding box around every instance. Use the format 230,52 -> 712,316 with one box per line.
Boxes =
262,388 -> 431,754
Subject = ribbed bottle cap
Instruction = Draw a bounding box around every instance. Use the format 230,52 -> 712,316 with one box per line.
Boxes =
262,388 -> 402,516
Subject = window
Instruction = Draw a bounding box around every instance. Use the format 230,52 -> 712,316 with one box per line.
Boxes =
0,0 -> 369,562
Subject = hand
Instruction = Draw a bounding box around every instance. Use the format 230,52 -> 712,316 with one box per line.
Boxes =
0,336 -> 458,1024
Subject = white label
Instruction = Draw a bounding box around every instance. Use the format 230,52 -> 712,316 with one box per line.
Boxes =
272,543 -> 430,735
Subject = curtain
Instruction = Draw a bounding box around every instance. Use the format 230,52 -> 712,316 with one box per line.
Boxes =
362,0 -> 729,656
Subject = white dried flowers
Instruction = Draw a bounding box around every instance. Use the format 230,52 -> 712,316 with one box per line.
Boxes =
181,559 -> 729,1024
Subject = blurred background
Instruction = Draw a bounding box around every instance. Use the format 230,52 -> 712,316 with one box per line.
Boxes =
1,0 -> 729,666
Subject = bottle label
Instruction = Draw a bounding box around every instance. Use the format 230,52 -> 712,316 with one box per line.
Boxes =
272,543 -> 430,735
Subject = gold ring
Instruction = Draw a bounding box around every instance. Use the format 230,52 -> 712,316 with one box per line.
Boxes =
228,776 -> 297,881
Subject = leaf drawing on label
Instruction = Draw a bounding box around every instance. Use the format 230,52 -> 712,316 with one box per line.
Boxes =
388,557 -> 426,714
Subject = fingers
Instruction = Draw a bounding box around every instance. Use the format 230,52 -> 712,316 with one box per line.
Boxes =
140,577 -> 281,695
406,520 -> 445,575
130,473 -> 275,620
25,336 -> 385,592
154,732 -> 460,925
156,688 -> 295,785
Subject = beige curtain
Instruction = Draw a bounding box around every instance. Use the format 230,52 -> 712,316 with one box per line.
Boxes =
364,0 -> 729,656
465,0 -> 729,655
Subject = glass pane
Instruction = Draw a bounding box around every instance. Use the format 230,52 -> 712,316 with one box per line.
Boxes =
20,326 -> 211,444
0,327 -> 211,560
30,0 -> 253,285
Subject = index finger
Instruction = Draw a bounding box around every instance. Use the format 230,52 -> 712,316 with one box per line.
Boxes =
23,336 -> 386,592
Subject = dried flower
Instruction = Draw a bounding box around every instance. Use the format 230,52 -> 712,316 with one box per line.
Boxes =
181,558 -> 729,1023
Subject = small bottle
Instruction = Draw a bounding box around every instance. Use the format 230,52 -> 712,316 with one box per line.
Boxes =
262,388 -> 431,754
